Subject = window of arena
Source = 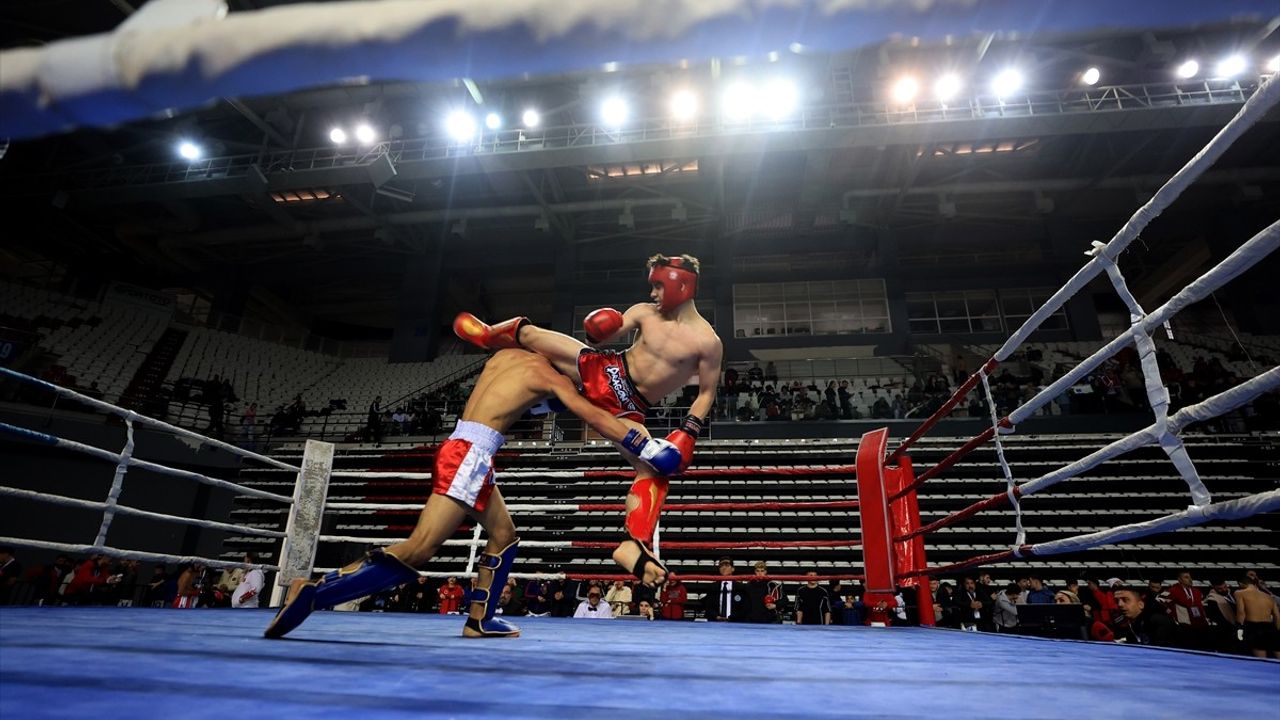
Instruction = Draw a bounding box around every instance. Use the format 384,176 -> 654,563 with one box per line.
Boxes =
733,280 -> 890,338
906,288 -> 1068,335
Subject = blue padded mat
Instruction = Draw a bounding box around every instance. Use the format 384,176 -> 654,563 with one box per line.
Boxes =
1,607 -> 1276,719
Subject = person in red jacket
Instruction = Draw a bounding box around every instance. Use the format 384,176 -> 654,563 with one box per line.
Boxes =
660,576 -> 688,620
438,576 -> 464,614
65,555 -> 113,603
1165,570 -> 1209,627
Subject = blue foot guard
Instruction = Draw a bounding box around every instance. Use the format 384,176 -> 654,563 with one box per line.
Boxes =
463,538 -> 521,638
264,548 -> 418,639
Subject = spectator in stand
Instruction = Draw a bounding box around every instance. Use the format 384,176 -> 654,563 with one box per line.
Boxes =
706,558 -> 746,622
747,364 -> 764,385
367,395 -> 383,445
660,576 -> 688,620
742,561 -> 780,624
605,579 -> 633,616
1235,573 -> 1280,659
795,571 -> 832,626
109,559 -> 139,606
496,585 -> 527,618
547,580 -> 576,618
172,562 -> 204,608
401,576 -> 433,613
0,546 -> 21,605
954,577 -> 986,631
1145,578 -> 1168,611
764,362 -> 778,383
837,380 -> 853,419
437,576 -> 464,614
232,553 -> 264,609
391,407 -> 407,435
205,375 -> 225,438
993,584 -> 1019,632
1165,571 -> 1208,627
524,578 -> 550,616
636,599 -> 656,620
574,587 -> 613,619
1113,585 -> 1179,648
935,581 -> 957,627
144,566 -> 169,607
1025,576 -> 1055,604
240,403 -> 257,448
1204,578 -> 1236,628
66,555 -> 114,605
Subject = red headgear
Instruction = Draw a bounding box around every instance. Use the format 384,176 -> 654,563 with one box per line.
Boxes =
647,256 -> 698,312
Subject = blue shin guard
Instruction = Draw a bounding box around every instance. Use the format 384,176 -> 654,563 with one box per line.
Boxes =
463,538 -> 520,638
264,548 -> 418,639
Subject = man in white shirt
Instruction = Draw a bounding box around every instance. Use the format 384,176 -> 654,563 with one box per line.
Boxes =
231,553 -> 264,609
574,587 -> 613,619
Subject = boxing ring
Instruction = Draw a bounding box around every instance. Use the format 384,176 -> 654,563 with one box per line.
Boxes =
4,1 -> 1280,717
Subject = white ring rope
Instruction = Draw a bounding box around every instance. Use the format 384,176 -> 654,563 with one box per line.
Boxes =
1019,367 -> 1279,500
0,485 -> 286,539
1008,220 -> 1279,431
1025,489 -> 1280,558
994,73 -> 1280,361
0,422 -> 292,504
0,367 -> 300,472
96,417 -> 136,547
0,535 -> 280,573
978,370 -> 1024,551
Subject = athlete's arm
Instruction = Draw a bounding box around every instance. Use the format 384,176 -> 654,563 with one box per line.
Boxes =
688,336 -> 723,421
542,371 -> 633,444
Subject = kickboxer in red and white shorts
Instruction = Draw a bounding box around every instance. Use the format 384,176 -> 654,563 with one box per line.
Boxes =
266,349 -> 683,640
454,253 -> 723,589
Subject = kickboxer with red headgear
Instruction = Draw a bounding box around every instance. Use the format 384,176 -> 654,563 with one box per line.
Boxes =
265,349 -> 684,640
454,253 -> 723,590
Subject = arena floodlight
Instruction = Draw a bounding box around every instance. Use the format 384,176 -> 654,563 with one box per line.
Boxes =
1214,54 -> 1247,79
721,81 -> 756,121
1081,67 -> 1101,86
1176,59 -> 1199,79
600,96 -> 629,127
354,123 -> 376,144
484,112 -> 502,130
890,76 -> 919,104
1268,55 -> 1280,74
444,111 -> 476,143
761,78 -> 798,119
521,108 -> 541,128
934,73 -> 963,101
670,89 -> 698,121
328,127 -> 347,144
991,69 -> 1023,98
177,140 -> 201,160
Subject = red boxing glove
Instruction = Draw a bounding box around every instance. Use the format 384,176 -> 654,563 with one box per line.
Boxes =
583,307 -> 624,345
665,427 -> 696,472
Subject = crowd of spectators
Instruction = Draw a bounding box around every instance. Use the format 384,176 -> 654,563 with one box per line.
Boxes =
710,341 -> 1277,431
0,547 -> 264,610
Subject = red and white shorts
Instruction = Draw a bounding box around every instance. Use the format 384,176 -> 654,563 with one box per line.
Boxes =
577,349 -> 650,423
433,420 -> 505,512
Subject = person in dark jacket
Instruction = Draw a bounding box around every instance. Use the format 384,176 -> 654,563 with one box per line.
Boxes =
1113,586 -> 1179,647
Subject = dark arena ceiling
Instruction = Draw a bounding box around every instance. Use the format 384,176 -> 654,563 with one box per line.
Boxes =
1,1 -> 1278,336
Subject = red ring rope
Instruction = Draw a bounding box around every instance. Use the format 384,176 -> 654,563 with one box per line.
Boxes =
569,539 -> 860,550
566,573 -> 865,583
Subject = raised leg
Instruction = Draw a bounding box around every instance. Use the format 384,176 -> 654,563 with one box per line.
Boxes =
609,418 -> 670,587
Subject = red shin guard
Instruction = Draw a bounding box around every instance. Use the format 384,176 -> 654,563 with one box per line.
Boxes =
624,475 -> 669,545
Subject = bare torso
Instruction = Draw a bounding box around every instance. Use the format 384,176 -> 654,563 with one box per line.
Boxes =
462,350 -> 556,433
625,302 -> 719,403
1238,586 -> 1278,623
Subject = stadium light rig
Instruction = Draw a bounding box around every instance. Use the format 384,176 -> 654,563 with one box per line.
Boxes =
991,69 -> 1023,98
1081,67 -> 1101,86
328,127 -> 347,144
934,73 -> 962,102
177,140 -> 201,160
1176,59 -> 1199,79
521,109 -> 541,128
445,111 -> 477,143
670,89 -> 698,121
354,123 -> 376,144
484,112 -> 502,131
601,96 -> 629,127
1214,54 -> 1247,79
891,76 -> 919,104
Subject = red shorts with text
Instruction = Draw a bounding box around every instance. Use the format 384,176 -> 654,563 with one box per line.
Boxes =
577,349 -> 649,424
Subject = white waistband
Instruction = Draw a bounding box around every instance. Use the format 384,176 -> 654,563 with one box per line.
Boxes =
449,420 -> 505,455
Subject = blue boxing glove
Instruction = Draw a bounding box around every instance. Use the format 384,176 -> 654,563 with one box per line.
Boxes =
620,429 -> 683,476
528,396 -> 568,416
